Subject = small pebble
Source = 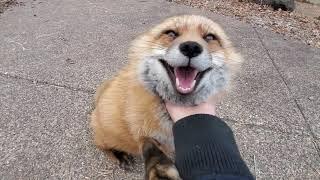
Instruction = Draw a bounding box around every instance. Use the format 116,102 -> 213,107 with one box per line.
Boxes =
66,58 -> 75,64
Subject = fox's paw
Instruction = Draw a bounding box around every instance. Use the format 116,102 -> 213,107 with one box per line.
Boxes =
110,149 -> 135,170
142,138 -> 181,180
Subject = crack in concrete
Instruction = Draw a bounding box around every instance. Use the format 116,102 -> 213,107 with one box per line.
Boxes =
224,118 -> 312,138
294,99 -> 320,161
252,26 -> 320,160
0,72 -> 95,95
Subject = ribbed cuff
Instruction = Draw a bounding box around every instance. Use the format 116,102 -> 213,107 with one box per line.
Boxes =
173,114 -> 253,180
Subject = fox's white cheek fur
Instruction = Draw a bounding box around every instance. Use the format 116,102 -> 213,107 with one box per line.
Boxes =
211,52 -> 225,67
152,48 -> 167,57
164,45 -> 189,67
138,56 -> 174,95
189,49 -> 212,71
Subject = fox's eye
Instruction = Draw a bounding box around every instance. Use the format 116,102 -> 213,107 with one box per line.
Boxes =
164,30 -> 178,39
204,33 -> 217,42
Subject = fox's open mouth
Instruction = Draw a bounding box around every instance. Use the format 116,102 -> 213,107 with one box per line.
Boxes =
159,59 -> 212,94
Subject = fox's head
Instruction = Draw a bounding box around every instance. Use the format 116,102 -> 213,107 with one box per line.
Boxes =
129,15 -> 242,105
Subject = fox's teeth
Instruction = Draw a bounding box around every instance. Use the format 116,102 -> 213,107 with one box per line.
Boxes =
176,80 -> 196,90
180,87 -> 190,91
175,79 -> 197,93
176,78 -> 180,87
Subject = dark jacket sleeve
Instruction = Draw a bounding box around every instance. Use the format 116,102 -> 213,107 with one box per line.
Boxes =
173,114 -> 254,180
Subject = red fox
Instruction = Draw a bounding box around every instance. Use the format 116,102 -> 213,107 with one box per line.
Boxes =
91,15 -> 242,179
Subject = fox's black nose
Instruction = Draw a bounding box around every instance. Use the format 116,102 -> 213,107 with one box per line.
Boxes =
179,41 -> 203,58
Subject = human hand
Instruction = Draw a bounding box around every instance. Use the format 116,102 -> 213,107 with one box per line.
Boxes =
165,96 -> 217,122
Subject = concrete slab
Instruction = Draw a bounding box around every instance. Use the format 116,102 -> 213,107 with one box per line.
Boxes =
256,29 -> 320,138
218,37 -> 310,136
229,122 -> 320,179
0,76 -> 143,179
0,0 -> 319,179
0,0 -> 311,135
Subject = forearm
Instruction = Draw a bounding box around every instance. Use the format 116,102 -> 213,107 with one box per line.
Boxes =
173,114 -> 254,180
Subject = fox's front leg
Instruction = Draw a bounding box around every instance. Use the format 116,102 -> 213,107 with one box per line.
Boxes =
142,138 -> 181,180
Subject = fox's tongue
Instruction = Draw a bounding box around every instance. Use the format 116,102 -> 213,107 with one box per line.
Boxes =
174,67 -> 198,94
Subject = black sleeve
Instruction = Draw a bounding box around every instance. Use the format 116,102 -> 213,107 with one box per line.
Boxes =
173,114 -> 254,180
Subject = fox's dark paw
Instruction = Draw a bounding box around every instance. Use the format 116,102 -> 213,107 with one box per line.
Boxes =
110,149 -> 135,170
143,138 -> 181,180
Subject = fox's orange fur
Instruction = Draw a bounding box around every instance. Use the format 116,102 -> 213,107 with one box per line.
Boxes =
91,64 -> 172,155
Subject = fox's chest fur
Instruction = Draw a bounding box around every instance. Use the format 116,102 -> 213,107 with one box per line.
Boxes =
91,64 -> 175,158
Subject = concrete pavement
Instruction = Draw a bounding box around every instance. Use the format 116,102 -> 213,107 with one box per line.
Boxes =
0,0 -> 319,179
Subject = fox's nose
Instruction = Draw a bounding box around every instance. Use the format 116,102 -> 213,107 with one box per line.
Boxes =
179,41 -> 203,58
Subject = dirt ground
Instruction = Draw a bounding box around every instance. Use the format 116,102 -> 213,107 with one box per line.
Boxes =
295,1 -> 320,18
0,0 -> 18,14
170,0 -> 320,48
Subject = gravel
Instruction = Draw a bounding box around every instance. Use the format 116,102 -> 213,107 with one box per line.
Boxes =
169,0 -> 320,48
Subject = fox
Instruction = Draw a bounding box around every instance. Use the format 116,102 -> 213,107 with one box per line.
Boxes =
90,15 -> 242,180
